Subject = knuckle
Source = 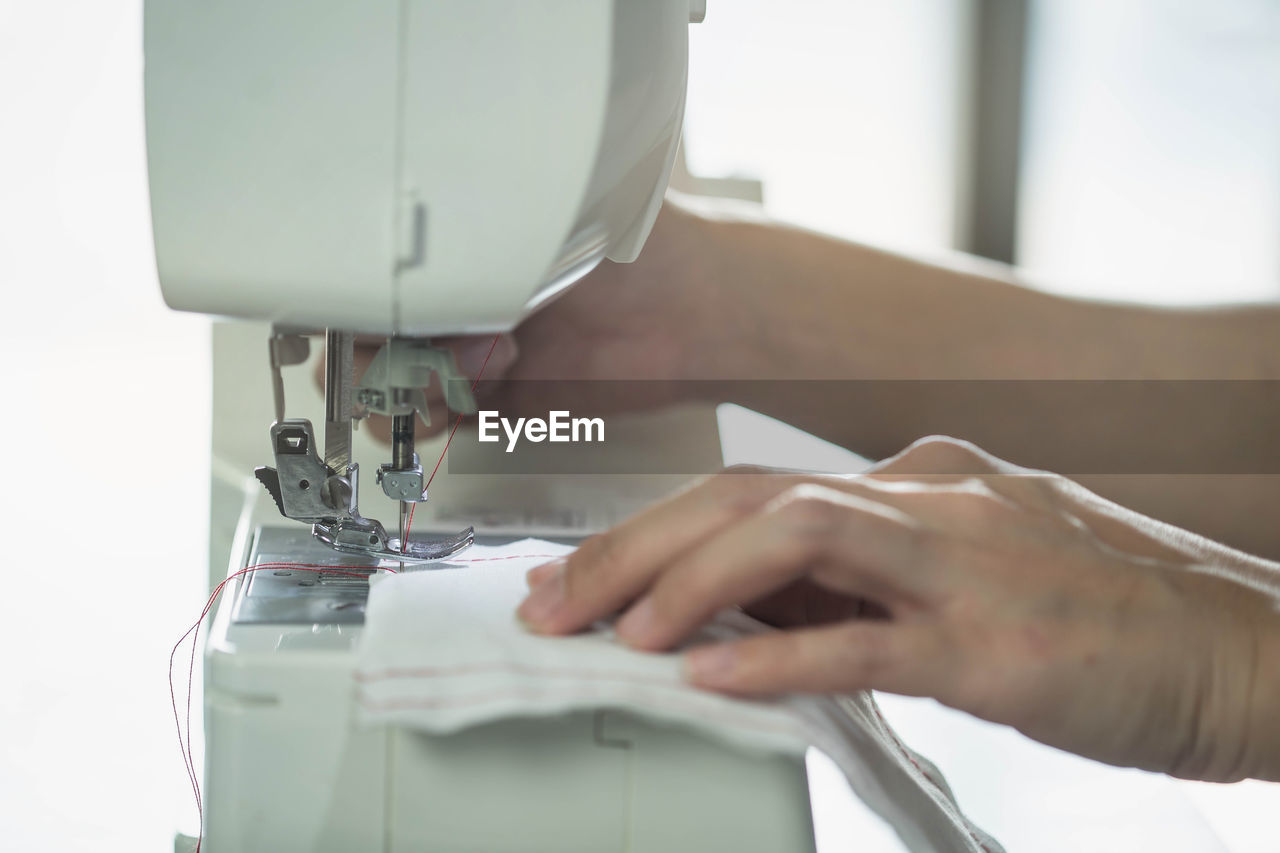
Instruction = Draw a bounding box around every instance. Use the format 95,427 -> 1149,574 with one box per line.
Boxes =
722,463 -> 771,477
994,469 -> 1069,514
963,468 -> 1065,515
950,480 -> 1014,520
1030,470 -> 1069,499
712,466 -> 799,512
774,486 -> 845,531
902,435 -> 995,474
1017,471 -> 1068,511
954,475 -> 991,494
770,485 -> 853,555
909,434 -> 975,457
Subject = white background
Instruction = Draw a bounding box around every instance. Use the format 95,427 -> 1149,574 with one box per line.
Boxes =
1,1 -> 211,850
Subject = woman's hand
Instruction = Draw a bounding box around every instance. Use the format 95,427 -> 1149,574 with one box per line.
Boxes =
336,196 -> 738,440
517,436 -> 1280,782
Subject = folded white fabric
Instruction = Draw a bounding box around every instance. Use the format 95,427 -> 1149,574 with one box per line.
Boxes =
356,539 -> 1001,853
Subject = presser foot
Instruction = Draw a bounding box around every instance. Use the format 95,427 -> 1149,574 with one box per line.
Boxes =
259,331 -> 479,566
256,420 -> 474,564
312,518 -> 474,563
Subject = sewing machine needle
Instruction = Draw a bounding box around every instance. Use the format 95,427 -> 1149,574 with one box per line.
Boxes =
399,500 -> 409,556
389,412 -> 416,561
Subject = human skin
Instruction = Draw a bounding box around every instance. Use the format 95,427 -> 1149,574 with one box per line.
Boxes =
517,437 -> 1280,783
346,196 -> 1280,780
377,194 -> 1280,558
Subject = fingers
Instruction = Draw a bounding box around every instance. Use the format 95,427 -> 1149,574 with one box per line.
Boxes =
435,333 -> 518,380
743,580 -> 872,628
518,447 -> 1051,649
329,334 -> 517,442
518,468 -> 975,640
684,622 -> 951,698
517,468 -> 807,633
612,485 -> 933,651
866,435 -> 1070,522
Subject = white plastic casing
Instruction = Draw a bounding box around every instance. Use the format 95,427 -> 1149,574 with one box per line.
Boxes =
201,525 -> 816,852
145,1 -> 696,336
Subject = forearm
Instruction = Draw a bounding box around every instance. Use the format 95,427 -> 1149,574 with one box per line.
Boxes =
695,209 -> 1280,383
706,214 -> 1280,461
684,210 -> 1280,553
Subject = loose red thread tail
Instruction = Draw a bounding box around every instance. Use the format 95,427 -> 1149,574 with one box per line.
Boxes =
169,562 -> 397,853
406,333 -> 503,541
169,551 -> 558,850
177,334 -> 503,849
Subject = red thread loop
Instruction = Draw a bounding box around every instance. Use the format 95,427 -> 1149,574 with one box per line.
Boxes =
169,562 -> 395,852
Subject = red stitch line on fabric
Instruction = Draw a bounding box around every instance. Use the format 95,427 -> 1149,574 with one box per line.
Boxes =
870,702 -> 992,853
356,686 -> 805,743
355,661 -> 681,686
365,572 -> 992,850
443,554 -> 563,564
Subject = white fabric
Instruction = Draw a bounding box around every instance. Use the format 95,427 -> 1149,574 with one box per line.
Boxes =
356,539 -> 1001,853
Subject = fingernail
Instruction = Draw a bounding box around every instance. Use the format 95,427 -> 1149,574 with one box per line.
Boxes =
684,644 -> 738,686
525,559 -> 565,590
615,597 -> 655,645
517,571 -> 565,630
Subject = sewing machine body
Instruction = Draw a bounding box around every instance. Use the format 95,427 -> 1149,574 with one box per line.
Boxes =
146,0 -> 697,336
198,524 -> 816,852
146,1 -> 819,847
146,0 -> 710,567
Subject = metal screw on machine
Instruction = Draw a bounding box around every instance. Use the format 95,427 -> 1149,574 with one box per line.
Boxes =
320,474 -> 353,512
376,414 -> 426,501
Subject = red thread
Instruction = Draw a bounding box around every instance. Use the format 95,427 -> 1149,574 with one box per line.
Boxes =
446,553 -> 561,563
354,660 -> 680,686
405,333 -> 503,542
169,561 -> 396,853
869,702 -> 992,852
177,332 -> 508,849
170,550 -> 558,850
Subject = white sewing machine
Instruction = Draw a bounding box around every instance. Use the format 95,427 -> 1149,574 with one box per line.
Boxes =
145,1 -> 818,850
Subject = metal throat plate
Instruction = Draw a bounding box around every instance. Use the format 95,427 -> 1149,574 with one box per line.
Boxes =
231,526 -> 581,626
231,526 -> 386,625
